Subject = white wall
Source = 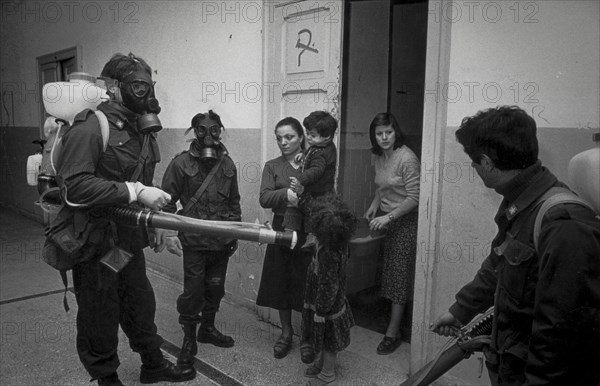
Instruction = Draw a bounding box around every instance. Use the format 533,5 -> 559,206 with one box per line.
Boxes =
0,0 -> 263,129
445,0 -> 599,128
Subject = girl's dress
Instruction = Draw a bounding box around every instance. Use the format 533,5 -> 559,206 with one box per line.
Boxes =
301,245 -> 354,353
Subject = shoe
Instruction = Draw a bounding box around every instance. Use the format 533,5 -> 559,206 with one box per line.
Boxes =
300,342 -> 316,364
273,335 -> 293,359
306,371 -> 336,385
304,365 -> 322,378
376,336 -> 402,355
97,373 -> 124,386
198,325 -> 235,348
139,359 -> 196,384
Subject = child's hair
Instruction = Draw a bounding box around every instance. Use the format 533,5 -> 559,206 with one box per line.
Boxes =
308,193 -> 357,248
303,111 -> 338,138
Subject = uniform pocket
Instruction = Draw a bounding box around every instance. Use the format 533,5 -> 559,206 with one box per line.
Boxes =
217,167 -> 235,198
103,130 -> 137,174
497,337 -> 527,385
496,233 -> 536,304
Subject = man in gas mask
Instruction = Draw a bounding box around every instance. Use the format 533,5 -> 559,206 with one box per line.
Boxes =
56,53 -> 195,385
160,110 -> 241,372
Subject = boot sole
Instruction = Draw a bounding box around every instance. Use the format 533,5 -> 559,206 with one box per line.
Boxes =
197,336 -> 234,348
140,370 -> 196,384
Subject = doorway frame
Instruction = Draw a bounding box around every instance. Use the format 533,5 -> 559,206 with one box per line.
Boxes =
259,0 -> 454,374
410,0 -> 452,373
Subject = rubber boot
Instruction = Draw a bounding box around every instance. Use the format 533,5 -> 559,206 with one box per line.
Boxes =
177,323 -> 198,371
197,313 -> 234,348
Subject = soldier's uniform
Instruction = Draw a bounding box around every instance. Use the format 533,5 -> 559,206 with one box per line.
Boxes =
57,102 -> 164,379
161,146 -> 241,326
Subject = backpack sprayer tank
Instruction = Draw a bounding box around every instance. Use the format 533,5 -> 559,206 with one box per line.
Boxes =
28,73 -> 108,199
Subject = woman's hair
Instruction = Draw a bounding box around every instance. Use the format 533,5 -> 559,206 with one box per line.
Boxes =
308,193 -> 357,249
369,112 -> 406,156
455,105 -> 538,170
275,117 -> 305,150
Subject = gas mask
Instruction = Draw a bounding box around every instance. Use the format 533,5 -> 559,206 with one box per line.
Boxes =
101,71 -> 162,133
186,113 -> 224,163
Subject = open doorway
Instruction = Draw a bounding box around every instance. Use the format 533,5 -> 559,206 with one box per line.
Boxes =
338,0 -> 428,338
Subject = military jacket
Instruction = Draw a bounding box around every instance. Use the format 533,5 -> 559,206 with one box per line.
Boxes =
161,149 -> 241,251
449,162 -> 600,385
56,102 -> 160,252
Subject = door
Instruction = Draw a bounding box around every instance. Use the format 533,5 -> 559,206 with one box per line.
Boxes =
260,0 -> 345,326
262,0 -> 344,162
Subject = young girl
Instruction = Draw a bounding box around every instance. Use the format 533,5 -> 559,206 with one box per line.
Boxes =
300,193 -> 357,385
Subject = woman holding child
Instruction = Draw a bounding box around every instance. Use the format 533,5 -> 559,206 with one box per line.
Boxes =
364,112 -> 421,355
256,117 -> 313,359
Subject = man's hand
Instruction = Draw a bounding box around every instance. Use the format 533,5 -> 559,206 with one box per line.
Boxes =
135,182 -> 171,211
431,312 -> 463,337
165,235 -> 183,257
459,335 -> 492,353
152,228 -> 177,253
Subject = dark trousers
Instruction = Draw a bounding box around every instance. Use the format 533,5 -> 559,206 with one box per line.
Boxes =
177,249 -> 230,325
72,250 -> 163,380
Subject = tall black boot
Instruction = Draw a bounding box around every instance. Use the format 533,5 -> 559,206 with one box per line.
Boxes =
177,323 -> 198,371
197,313 -> 234,348
97,373 -> 124,386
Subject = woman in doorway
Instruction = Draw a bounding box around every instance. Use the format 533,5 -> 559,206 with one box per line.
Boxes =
256,117 -> 313,359
364,112 -> 420,355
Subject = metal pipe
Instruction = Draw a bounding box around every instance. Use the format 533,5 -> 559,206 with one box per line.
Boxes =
100,206 -> 297,249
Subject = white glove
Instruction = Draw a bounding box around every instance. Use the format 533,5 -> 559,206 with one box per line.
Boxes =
166,236 -> 183,257
134,182 -> 171,211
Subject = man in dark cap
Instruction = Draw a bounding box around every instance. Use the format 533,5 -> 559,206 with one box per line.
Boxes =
431,106 -> 600,385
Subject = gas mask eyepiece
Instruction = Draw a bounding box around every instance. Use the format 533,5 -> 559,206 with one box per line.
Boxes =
194,124 -> 222,147
127,79 -> 154,98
